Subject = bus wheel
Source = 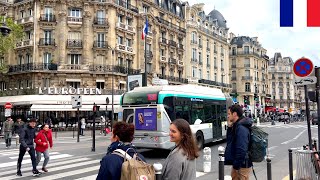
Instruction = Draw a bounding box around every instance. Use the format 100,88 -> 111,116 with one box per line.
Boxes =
196,131 -> 204,149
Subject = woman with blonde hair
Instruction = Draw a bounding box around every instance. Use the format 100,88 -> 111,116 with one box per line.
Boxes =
161,118 -> 199,180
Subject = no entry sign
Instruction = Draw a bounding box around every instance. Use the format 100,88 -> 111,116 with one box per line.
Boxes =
293,58 -> 314,77
4,102 -> 12,109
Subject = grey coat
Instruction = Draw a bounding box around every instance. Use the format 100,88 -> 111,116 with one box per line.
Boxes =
161,146 -> 196,180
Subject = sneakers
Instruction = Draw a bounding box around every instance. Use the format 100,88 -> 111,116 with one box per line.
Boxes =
32,170 -> 41,177
16,171 -> 22,176
42,167 -> 48,172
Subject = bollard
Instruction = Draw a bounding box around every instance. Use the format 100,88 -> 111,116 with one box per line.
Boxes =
153,163 -> 163,180
218,146 -> 225,180
267,157 -> 272,180
203,147 -> 211,172
288,149 -> 293,180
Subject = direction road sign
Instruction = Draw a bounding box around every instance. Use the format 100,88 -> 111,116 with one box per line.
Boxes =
4,102 -> 12,109
294,76 -> 317,86
293,58 -> 314,77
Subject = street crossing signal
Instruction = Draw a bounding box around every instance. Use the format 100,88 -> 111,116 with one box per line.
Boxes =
244,96 -> 249,105
254,93 -> 258,101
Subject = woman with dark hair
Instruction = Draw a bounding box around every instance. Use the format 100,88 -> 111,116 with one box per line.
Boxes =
161,119 -> 199,180
96,121 -> 145,180
34,124 -> 53,172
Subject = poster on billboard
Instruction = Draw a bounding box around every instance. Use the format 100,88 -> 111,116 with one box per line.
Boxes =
127,74 -> 142,91
135,108 -> 157,131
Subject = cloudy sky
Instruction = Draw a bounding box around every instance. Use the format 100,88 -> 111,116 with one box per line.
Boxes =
187,0 -> 320,66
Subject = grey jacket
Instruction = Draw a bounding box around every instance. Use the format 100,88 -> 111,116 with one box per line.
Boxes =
3,120 -> 14,132
161,146 -> 196,180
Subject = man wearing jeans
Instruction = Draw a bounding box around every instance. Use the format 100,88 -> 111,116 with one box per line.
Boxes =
17,118 -> 41,177
225,104 -> 253,180
3,116 -> 14,148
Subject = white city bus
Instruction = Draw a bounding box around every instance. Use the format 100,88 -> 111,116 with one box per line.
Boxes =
119,84 -> 233,149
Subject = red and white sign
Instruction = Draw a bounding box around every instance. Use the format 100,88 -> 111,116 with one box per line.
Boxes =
293,58 -> 314,77
4,102 -> 12,109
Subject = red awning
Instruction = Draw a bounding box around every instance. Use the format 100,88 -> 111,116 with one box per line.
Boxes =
265,107 -> 275,112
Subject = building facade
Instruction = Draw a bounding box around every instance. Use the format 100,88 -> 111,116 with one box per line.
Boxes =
0,0 -> 187,122
229,35 -> 269,115
267,53 -> 296,112
184,3 -> 231,92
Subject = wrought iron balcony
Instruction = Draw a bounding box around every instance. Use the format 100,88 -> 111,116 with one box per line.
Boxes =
67,39 -> 82,47
89,64 -> 140,75
231,65 -> 236,68
242,76 -> 253,80
67,17 -> 82,23
39,38 -> 55,46
168,40 -> 176,47
178,44 -> 184,49
156,17 -> 186,33
93,17 -> 108,25
93,41 -> 107,48
157,74 -> 188,84
39,14 -> 56,22
159,37 -> 167,44
8,63 -> 57,73
115,0 -> 139,13
169,58 -> 177,64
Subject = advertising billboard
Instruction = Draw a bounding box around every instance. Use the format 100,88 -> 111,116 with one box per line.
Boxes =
135,108 -> 157,131
127,74 -> 142,91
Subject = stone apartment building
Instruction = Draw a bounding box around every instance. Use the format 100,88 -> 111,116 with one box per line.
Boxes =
0,0 -> 187,95
229,35 -> 270,115
184,3 -> 231,92
267,53 -> 296,113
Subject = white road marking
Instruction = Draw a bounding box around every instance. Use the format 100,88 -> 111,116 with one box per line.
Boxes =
281,129 -> 307,145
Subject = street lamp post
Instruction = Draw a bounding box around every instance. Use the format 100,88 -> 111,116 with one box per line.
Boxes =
108,46 -> 115,130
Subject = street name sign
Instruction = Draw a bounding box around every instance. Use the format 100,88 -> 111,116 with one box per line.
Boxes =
294,76 -> 317,86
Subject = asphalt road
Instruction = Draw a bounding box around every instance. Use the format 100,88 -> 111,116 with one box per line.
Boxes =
0,122 -> 317,180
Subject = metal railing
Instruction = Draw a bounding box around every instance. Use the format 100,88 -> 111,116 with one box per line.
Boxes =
67,39 -> 82,47
39,14 -> 56,22
8,63 -> 58,73
39,38 -> 55,46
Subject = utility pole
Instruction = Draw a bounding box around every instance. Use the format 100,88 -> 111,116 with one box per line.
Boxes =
304,85 -> 312,149
315,67 -> 320,151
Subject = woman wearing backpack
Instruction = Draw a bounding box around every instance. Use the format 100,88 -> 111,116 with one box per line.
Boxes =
35,124 -> 53,172
96,121 -> 146,180
161,119 -> 199,180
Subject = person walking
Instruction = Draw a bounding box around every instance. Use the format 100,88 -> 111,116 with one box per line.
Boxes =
35,124 -> 53,173
17,118 -> 41,177
161,119 -> 199,180
80,118 -> 86,136
100,116 -> 106,135
225,104 -> 253,180
96,121 -> 145,180
13,117 -> 25,135
3,116 -> 14,148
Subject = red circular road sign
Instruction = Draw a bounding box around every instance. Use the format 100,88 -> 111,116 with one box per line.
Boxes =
293,58 -> 314,77
4,102 -> 12,109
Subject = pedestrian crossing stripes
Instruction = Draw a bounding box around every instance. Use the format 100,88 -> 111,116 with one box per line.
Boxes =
258,124 -> 318,129
0,151 -> 208,179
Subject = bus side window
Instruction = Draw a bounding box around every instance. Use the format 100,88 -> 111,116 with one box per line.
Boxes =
204,101 -> 213,123
163,97 -> 175,121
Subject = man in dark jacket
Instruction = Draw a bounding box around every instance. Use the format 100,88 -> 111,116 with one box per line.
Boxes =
16,118 -> 41,177
13,117 -> 25,135
225,104 -> 253,180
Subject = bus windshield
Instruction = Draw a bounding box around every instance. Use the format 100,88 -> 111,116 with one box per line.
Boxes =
122,90 -> 159,105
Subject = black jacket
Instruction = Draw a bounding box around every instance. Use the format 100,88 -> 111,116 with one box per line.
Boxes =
20,125 -> 36,149
96,142 -> 146,180
225,116 -> 253,170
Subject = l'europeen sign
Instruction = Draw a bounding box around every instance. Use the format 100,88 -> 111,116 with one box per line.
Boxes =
38,87 -> 102,95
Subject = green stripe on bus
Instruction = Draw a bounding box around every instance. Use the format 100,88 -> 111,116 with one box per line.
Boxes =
158,93 -> 226,103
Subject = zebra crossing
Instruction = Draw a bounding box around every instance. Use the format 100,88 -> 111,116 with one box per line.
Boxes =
258,123 -> 318,129
0,148 -> 208,179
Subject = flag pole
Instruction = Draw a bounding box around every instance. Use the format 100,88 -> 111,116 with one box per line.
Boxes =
143,16 -> 148,87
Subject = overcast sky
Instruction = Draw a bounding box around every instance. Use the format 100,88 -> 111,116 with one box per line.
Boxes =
187,0 -> 320,67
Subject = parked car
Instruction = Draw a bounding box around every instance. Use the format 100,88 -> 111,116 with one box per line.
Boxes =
311,113 -> 318,125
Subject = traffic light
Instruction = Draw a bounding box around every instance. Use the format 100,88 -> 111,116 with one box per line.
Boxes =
254,93 -> 258,101
244,96 -> 248,105
93,105 -> 100,112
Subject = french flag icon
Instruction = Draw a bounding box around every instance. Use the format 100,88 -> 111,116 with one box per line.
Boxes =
280,0 -> 320,27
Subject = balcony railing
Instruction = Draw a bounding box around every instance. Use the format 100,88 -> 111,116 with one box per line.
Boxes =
191,40 -> 198,44
160,56 -> 167,63
198,79 -> 231,88
244,64 -> 251,68
231,77 -> 237,81
157,74 -> 188,84
39,14 -> 56,22
242,76 -> 253,80
39,38 -> 55,46
156,17 -> 186,33
16,39 -> 33,48
229,51 -> 263,58
178,44 -> 183,49
15,16 -> 33,24
115,1 -> 139,13
67,17 -> 82,23
231,65 -> 236,68
67,39 -> 82,47
8,63 -> 57,73
168,40 -> 177,47
169,58 -> 177,64
93,17 -> 108,25
159,37 -> 167,44
93,41 -> 107,48
89,65 -> 140,74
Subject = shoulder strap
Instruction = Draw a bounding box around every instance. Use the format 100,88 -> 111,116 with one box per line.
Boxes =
113,149 -> 132,160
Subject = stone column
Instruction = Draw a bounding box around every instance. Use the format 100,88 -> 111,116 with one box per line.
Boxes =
82,3 -> 91,69
58,2 -> 67,66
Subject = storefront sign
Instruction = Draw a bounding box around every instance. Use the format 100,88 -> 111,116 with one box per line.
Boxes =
135,108 -> 157,131
38,87 -> 102,95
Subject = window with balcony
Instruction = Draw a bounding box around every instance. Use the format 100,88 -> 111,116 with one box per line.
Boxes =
232,83 -> 236,91
96,82 -> 105,89
118,14 -> 123,23
244,46 -> 249,54
118,57 -> 125,66
96,10 -> 105,24
26,54 -> 31,64
25,31 -> 32,39
70,54 -> 81,64
143,5 -> 149,13
192,67 -> 196,78
20,10 -> 24,19
18,55 -> 23,65
169,34 -> 174,41
245,70 -> 250,77
118,36 -> 123,44
96,33 -> 105,47
43,53 -> 51,68
96,55 -> 105,65
206,55 -> 210,65
28,9 -> 33,16
198,36 -> 202,46
206,39 -> 209,48
68,8 -> 82,22
192,48 -> 197,61
126,38 -> 132,47
286,82 -> 290,87
191,32 -> 197,43
245,83 -> 250,92
67,82 -> 80,89
160,49 -> 165,56
170,69 -> 174,77
68,32 -> 82,47
126,18 -> 132,26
